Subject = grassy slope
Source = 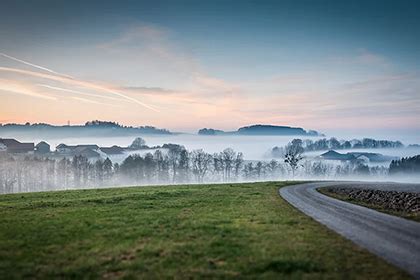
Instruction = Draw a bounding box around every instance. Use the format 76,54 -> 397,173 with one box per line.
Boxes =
0,182 -> 409,279
318,188 -> 420,222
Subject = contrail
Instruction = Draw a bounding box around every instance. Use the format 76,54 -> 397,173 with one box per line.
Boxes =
0,79 -> 57,101
38,84 -> 158,111
71,96 -> 121,107
38,84 -> 123,101
0,66 -> 160,112
0,52 -> 73,79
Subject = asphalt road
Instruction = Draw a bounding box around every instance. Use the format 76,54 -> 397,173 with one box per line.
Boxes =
280,182 -> 420,279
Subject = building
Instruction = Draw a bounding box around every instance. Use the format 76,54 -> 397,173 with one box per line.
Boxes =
0,138 -> 34,154
72,147 -> 101,159
56,143 -> 73,153
35,141 -> 50,154
319,150 -> 395,163
55,143 -> 101,159
56,144 -> 99,154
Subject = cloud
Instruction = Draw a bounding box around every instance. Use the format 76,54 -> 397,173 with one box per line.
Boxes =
1,25 -> 419,131
356,49 -> 389,66
122,86 -> 174,96
329,49 -> 390,68
97,23 -> 201,78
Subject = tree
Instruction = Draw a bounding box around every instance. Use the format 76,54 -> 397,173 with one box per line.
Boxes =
221,148 -> 236,181
233,152 -> 244,180
143,153 -> 156,182
167,145 -> 185,182
191,149 -> 212,182
284,140 -> 304,177
154,150 -> 169,182
178,150 -> 190,182
103,158 -> 113,182
94,159 -> 104,186
129,137 -> 146,150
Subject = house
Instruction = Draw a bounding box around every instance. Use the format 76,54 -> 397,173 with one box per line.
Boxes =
56,143 -> 73,153
73,147 -> 101,159
0,138 -> 34,153
347,152 -> 396,163
55,143 -> 101,159
56,144 -> 99,154
35,141 -> 50,154
319,150 -> 395,163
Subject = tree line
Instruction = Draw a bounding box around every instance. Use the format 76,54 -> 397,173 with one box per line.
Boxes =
389,155 -> 420,174
272,137 -> 404,156
0,143 -> 394,194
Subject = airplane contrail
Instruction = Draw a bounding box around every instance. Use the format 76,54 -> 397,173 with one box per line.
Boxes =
0,65 -> 160,112
38,84 -> 124,101
71,96 -> 121,107
38,84 -> 159,111
0,52 -> 74,79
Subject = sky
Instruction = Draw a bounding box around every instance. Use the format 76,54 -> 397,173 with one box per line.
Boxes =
0,0 -> 419,135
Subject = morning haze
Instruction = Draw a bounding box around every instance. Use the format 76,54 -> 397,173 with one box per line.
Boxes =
0,1 -> 419,279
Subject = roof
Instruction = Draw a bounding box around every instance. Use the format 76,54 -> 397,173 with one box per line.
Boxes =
75,144 -> 99,149
36,141 -> 50,147
56,144 -> 98,150
100,145 -> 125,155
73,147 -> 100,158
56,143 -> 70,149
0,138 -> 34,152
0,138 -> 21,147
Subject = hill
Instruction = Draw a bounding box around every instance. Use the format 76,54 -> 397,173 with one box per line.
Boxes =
198,124 -> 322,136
0,120 -> 172,138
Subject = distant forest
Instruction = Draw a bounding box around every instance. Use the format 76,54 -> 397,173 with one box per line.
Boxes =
198,124 -> 322,136
272,137 -> 404,157
0,120 -> 171,138
389,155 -> 420,174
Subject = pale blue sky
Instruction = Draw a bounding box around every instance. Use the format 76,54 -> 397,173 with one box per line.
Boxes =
0,0 -> 419,135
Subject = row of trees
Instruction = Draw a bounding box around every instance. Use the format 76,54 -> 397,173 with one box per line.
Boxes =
389,155 -> 420,174
272,138 -> 404,156
0,142 -> 390,194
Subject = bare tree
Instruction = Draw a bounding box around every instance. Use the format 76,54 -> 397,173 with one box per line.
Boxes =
191,149 -> 212,182
222,148 -> 236,181
284,139 -> 304,177
233,152 -> 244,180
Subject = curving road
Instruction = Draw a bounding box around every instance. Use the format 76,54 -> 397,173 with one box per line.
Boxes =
280,182 -> 420,279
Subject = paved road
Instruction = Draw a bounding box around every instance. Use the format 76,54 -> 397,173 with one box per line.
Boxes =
280,182 -> 420,279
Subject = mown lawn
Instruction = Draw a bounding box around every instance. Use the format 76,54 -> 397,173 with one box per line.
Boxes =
0,182 -> 409,279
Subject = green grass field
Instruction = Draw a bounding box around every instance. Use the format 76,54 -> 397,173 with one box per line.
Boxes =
0,182 -> 409,279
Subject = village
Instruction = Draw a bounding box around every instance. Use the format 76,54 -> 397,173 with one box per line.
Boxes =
0,137 -> 151,161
